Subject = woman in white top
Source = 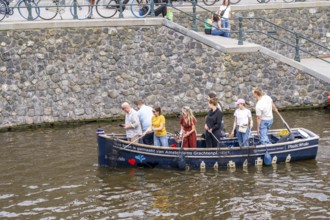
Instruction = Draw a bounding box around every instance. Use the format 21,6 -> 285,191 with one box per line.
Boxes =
218,0 -> 231,35
230,99 -> 253,147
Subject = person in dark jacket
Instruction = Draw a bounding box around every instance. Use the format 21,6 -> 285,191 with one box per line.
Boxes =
140,0 -> 167,17
205,97 -> 223,148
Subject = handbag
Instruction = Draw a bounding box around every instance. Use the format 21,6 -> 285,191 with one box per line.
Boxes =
238,124 -> 248,133
219,6 -> 228,18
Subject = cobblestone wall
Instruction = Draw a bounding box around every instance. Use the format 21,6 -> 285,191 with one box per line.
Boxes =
174,6 -> 330,59
0,25 -> 329,128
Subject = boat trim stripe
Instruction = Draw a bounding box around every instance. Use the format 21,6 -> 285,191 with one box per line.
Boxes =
113,145 -> 318,159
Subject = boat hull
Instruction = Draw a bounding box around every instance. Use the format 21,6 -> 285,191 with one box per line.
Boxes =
97,128 -> 319,170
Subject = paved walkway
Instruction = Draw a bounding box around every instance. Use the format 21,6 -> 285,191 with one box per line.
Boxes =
300,58 -> 330,83
197,32 -> 260,53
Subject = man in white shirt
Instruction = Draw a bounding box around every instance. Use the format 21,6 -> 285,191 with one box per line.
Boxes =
121,102 -> 142,142
253,88 -> 278,145
134,100 -> 154,145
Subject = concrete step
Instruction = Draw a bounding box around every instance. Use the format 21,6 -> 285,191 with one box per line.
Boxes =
300,58 -> 330,83
196,32 -> 260,53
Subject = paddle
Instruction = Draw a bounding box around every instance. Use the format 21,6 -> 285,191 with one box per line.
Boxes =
276,111 -> 292,134
209,131 -> 222,147
177,132 -> 186,169
276,111 -> 295,142
123,133 -> 145,150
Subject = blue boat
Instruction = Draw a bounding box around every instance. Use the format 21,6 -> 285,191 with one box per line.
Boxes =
97,128 -> 319,170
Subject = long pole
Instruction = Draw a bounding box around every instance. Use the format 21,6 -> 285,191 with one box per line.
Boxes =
276,111 -> 292,134
123,134 -> 145,149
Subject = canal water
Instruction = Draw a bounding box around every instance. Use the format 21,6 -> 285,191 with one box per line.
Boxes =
0,109 -> 329,219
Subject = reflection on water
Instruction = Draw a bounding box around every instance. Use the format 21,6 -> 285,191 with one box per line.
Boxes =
0,109 -> 329,219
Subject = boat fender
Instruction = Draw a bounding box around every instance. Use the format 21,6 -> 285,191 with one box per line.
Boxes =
286,154 -> 291,163
255,157 -> 263,166
177,153 -> 186,170
227,160 -> 236,168
200,161 -> 206,171
213,162 -> 219,170
264,151 -> 272,166
243,159 -> 248,167
272,155 -> 277,164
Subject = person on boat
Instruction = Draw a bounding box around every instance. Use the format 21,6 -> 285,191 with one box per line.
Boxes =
208,92 -> 226,137
180,106 -> 197,148
252,88 -> 278,145
205,98 -> 224,148
134,100 -> 154,145
230,99 -> 253,147
143,106 -> 169,147
121,102 -> 142,142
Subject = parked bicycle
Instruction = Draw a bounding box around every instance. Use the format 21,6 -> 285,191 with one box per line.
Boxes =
202,0 -> 305,5
0,0 -> 39,21
95,0 -> 150,18
37,0 -> 92,20
202,0 -> 270,6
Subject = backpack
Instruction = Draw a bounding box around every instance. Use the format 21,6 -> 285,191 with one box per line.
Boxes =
204,18 -> 212,34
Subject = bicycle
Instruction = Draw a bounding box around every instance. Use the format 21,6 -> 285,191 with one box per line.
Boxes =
95,0 -> 150,18
202,0 -> 270,6
283,0 -> 306,2
0,0 -> 39,21
37,0 -> 92,20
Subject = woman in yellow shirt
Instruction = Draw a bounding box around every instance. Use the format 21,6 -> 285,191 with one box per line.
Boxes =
143,106 -> 168,147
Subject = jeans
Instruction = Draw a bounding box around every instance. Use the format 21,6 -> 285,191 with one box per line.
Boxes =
259,119 -> 273,145
211,29 -> 229,38
221,18 -> 230,37
154,134 -> 169,147
221,18 -> 229,28
236,127 -> 250,147
142,132 -> 154,145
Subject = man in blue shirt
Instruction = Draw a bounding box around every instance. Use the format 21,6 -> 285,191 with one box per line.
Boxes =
134,100 -> 154,145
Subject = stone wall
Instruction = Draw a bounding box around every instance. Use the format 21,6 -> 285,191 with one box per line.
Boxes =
173,3 -> 330,59
0,22 -> 329,128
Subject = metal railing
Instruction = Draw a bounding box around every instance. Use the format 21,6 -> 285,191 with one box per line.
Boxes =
172,0 -> 330,64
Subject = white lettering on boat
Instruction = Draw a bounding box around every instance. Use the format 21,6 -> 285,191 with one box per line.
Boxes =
287,142 -> 309,149
254,146 -> 285,154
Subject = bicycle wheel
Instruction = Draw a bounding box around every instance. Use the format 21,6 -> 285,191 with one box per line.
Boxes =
18,0 -> 40,20
95,0 -> 117,18
230,0 -> 241,4
0,0 -> 7,21
37,0 -> 58,20
130,0 -> 150,18
70,0 -> 91,20
203,0 -> 217,6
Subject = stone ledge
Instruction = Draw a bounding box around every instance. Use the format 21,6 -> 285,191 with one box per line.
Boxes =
259,47 -> 330,84
0,18 -> 164,31
163,19 -> 260,53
